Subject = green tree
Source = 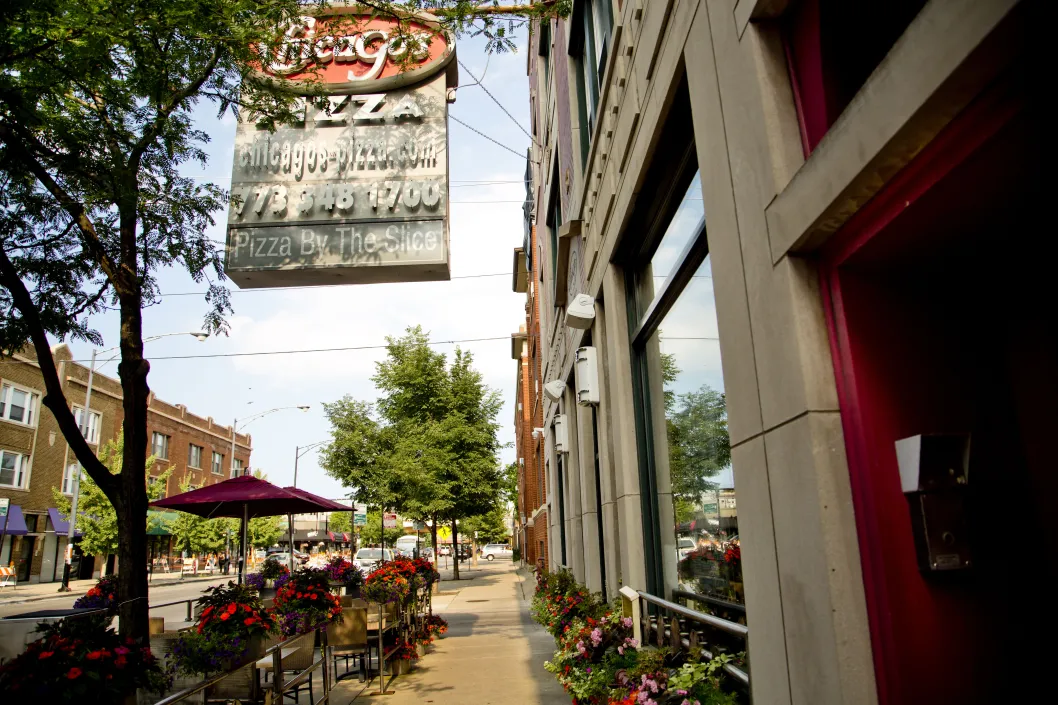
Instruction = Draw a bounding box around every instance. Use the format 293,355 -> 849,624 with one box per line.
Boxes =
328,511 -> 352,535
322,327 -> 504,578
165,476 -> 211,555
462,507 -> 510,545
52,436 -> 168,558
0,1 -> 568,639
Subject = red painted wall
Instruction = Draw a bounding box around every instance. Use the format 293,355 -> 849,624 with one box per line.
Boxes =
821,80 -> 1050,703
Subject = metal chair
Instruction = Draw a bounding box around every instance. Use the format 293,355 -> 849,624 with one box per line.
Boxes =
327,603 -> 369,682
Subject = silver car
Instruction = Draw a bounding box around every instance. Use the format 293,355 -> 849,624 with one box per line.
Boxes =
354,548 -> 394,573
481,543 -> 513,561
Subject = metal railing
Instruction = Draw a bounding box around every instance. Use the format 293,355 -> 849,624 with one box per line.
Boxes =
149,599 -> 194,623
619,586 -> 750,690
152,624 -> 332,705
671,589 -> 747,617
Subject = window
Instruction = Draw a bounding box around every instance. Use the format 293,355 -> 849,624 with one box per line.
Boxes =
0,383 -> 38,426
570,0 -> 614,165
627,160 -> 741,605
187,484 -> 199,491
231,457 -> 244,479
188,444 -> 203,469
0,450 -> 29,489
72,406 -> 101,444
62,464 -> 79,495
538,21 -> 552,98
151,432 -> 170,460
211,451 -> 224,475
556,454 -> 567,566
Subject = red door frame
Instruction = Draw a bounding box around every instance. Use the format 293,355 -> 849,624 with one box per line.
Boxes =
817,79 -> 1024,705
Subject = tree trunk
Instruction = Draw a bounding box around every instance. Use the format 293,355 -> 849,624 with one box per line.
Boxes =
115,283 -> 151,640
451,517 -> 459,581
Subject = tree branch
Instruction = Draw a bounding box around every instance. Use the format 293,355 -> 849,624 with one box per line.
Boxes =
0,122 -> 126,292
0,247 -> 117,494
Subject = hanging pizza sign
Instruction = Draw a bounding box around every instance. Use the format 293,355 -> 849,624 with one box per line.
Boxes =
225,11 -> 457,288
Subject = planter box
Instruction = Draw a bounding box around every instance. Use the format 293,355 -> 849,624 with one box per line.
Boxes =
390,658 -> 412,676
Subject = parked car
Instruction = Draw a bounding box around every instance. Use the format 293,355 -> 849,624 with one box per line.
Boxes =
438,546 -> 451,557
353,548 -> 393,573
677,537 -> 696,560
481,543 -> 513,561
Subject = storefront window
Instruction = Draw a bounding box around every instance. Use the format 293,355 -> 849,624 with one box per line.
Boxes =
629,168 -> 741,609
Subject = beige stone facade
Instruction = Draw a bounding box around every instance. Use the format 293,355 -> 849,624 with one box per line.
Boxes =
0,343 -> 251,582
517,1 -> 1039,703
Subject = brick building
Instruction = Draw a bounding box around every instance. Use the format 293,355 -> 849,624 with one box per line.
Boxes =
512,222 -> 549,570
0,343 -> 251,583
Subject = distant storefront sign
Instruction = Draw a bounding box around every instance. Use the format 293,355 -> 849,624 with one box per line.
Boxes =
382,512 -> 398,529
224,13 -> 456,288
353,503 -> 368,527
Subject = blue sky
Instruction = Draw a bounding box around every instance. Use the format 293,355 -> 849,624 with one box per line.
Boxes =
65,32 -> 532,500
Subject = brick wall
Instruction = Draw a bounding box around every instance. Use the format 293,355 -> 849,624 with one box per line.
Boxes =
0,343 -> 250,582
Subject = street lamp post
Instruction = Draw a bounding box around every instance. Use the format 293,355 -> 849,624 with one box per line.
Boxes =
227,405 -> 310,583
288,440 -> 327,574
59,331 -> 208,592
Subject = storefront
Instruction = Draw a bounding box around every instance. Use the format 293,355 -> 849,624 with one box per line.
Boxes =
520,1 -> 1042,702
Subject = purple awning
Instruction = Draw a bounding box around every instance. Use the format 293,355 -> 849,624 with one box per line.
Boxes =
47,508 -> 82,537
0,505 -> 28,535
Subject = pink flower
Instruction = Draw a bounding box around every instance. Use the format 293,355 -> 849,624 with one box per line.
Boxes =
621,617 -> 633,628
590,628 -> 603,647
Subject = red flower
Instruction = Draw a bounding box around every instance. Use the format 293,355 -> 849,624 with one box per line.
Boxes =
86,650 -> 103,660
67,667 -> 82,679
244,617 -> 257,625
220,612 -> 230,621
227,603 -> 238,614
38,650 -> 54,659
115,656 -> 127,668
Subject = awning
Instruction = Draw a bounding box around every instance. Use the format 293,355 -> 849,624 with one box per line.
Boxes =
342,532 -> 350,542
47,508 -> 82,537
147,510 -> 179,536
0,505 -> 28,535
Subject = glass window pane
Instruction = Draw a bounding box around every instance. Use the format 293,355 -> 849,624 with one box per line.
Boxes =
636,172 -> 704,314
644,254 -> 742,606
0,452 -> 16,486
10,388 -> 27,422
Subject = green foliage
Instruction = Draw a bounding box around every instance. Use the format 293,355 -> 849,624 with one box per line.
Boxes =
461,507 -> 511,544
322,326 -> 505,533
52,436 -> 167,557
328,510 -> 352,534
664,349 -> 731,523
667,655 -> 741,705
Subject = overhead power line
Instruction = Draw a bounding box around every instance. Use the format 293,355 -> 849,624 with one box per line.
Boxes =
159,272 -> 509,297
63,336 -> 511,363
458,59 -> 537,146
450,115 -> 527,159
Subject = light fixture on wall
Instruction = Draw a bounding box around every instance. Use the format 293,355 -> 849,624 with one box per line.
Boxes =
575,347 -> 600,405
567,293 -> 596,329
543,379 -> 566,401
532,427 -> 545,439
554,415 -> 569,453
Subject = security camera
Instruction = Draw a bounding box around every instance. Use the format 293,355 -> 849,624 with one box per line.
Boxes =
543,379 -> 566,401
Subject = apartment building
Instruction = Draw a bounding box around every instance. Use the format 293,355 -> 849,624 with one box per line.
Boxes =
516,1 -> 1045,703
0,343 -> 251,583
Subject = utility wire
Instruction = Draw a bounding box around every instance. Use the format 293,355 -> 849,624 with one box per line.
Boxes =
159,272 -> 509,297
450,115 -> 527,159
60,336 -> 511,363
458,59 -> 537,146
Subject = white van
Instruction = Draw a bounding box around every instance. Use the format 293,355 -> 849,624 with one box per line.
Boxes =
393,535 -> 421,556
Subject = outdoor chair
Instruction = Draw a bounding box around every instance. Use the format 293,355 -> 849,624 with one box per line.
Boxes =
327,603 -> 369,682
256,633 -> 316,704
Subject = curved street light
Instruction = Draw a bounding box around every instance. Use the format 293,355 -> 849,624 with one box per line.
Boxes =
229,406 -> 311,478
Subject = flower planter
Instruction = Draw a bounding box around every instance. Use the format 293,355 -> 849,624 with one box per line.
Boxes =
415,643 -> 426,658
390,658 -> 412,676
205,634 -> 265,700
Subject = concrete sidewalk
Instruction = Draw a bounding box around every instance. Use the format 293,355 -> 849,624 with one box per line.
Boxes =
0,571 -> 228,605
332,560 -> 568,705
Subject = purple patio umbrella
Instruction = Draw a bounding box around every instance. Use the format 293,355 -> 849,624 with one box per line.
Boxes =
151,475 -> 351,583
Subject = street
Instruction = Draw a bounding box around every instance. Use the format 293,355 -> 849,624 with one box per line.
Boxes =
0,576 -> 230,621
